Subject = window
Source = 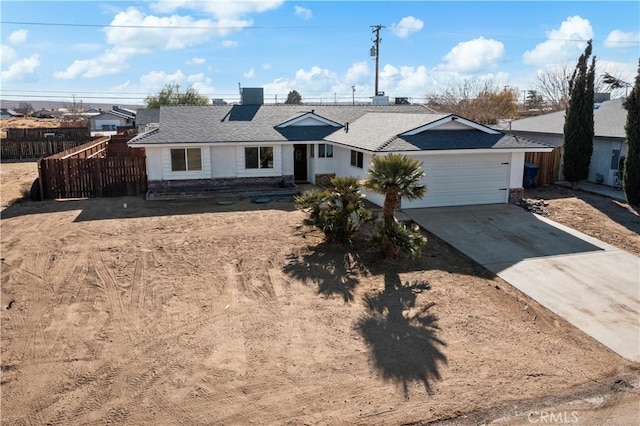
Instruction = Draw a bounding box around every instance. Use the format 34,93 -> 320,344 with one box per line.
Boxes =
318,143 -> 333,158
171,148 -> 202,172
611,149 -> 620,170
245,146 -> 274,169
350,150 -> 363,168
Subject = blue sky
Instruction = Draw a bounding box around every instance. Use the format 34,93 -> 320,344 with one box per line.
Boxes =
1,1 -> 639,106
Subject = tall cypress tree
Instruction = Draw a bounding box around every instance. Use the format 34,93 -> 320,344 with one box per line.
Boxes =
623,59 -> 640,206
563,40 -> 596,189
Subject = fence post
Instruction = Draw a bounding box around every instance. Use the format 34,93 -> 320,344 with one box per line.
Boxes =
38,159 -> 45,201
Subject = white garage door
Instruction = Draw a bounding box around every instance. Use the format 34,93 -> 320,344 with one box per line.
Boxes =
402,153 -> 510,208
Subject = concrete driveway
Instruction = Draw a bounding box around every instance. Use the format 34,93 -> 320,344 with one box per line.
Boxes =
404,204 -> 640,363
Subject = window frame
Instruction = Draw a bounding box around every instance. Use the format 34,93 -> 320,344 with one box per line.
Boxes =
350,150 -> 363,168
170,147 -> 202,172
318,143 -> 333,158
244,146 -> 274,170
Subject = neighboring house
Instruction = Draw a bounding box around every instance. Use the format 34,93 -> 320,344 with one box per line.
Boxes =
135,108 -> 160,134
505,96 -> 627,187
0,108 -> 21,118
128,91 -> 551,208
89,109 -> 136,135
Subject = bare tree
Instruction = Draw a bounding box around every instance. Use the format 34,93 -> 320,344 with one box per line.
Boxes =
533,64 -> 619,111
14,102 -> 34,117
426,80 -> 518,124
532,65 -> 572,111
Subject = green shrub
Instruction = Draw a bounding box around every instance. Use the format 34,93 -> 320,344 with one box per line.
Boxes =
295,176 -> 372,244
373,220 -> 427,258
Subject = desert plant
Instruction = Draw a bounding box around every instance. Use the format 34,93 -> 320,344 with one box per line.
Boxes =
365,154 -> 427,257
295,176 -> 371,244
372,220 -> 427,258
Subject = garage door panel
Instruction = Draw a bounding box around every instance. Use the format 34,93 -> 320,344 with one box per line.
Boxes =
403,153 -> 510,208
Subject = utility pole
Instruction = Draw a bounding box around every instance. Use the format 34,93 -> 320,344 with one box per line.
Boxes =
370,24 -> 385,96
352,86 -> 356,105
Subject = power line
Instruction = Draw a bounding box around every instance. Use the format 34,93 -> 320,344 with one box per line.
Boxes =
2,20 -> 637,44
0,21 -> 335,30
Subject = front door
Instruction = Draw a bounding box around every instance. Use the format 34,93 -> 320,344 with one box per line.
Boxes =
293,144 -> 308,182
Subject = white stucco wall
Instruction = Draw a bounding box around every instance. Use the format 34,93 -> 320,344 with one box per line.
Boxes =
282,145 -> 294,176
509,152 -> 525,188
210,146 -> 236,178
310,143 -> 339,175
588,138 -> 627,186
145,148 -> 163,180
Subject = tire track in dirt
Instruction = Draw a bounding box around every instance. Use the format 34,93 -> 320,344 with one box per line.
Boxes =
268,268 -> 287,299
225,262 -> 241,308
92,250 -> 131,336
129,252 -> 147,331
16,297 -> 54,363
11,248 -> 55,294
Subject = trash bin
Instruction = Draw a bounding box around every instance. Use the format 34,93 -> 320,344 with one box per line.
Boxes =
523,162 -> 540,189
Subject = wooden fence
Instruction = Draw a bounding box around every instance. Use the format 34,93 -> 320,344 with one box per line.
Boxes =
38,135 -> 147,200
1,139 -> 89,160
525,147 -> 561,185
2,127 -> 93,160
5,127 -> 90,140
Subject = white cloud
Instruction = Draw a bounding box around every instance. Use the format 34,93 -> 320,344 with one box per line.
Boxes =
1,54 -> 40,81
8,30 -> 28,44
150,0 -> 284,19
294,6 -> 312,20
390,16 -> 424,39
263,66 -> 339,101
345,62 -> 370,83
439,37 -> 504,73
140,70 -> 187,88
106,7 -> 216,50
55,2 -> 281,79
294,66 -> 339,92
187,57 -> 206,65
186,73 -> 216,95
379,64 -> 430,95
605,30 -> 640,48
222,40 -> 238,48
55,46 -> 135,79
108,70 -> 216,104
1,45 -> 17,64
262,63 -> 272,70
244,68 -> 256,78
71,43 -> 103,52
262,62 -> 432,102
523,16 -> 593,66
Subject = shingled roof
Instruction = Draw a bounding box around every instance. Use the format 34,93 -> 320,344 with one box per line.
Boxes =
129,104 -> 429,145
128,104 -> 550,152
506,97 -> 627,138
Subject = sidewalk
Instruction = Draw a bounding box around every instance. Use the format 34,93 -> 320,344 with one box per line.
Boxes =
557,181 -> 627,202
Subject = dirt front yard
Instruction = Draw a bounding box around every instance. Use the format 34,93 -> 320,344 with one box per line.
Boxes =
1,163 -> 638,425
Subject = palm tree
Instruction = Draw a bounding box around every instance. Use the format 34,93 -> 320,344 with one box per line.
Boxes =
365,154 -> 426,227
365,154 -> 427,256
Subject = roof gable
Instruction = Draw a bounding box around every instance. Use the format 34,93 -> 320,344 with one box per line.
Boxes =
402,115 -> 500,136
276,111 -> 343,128
385,130 -> 546,151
